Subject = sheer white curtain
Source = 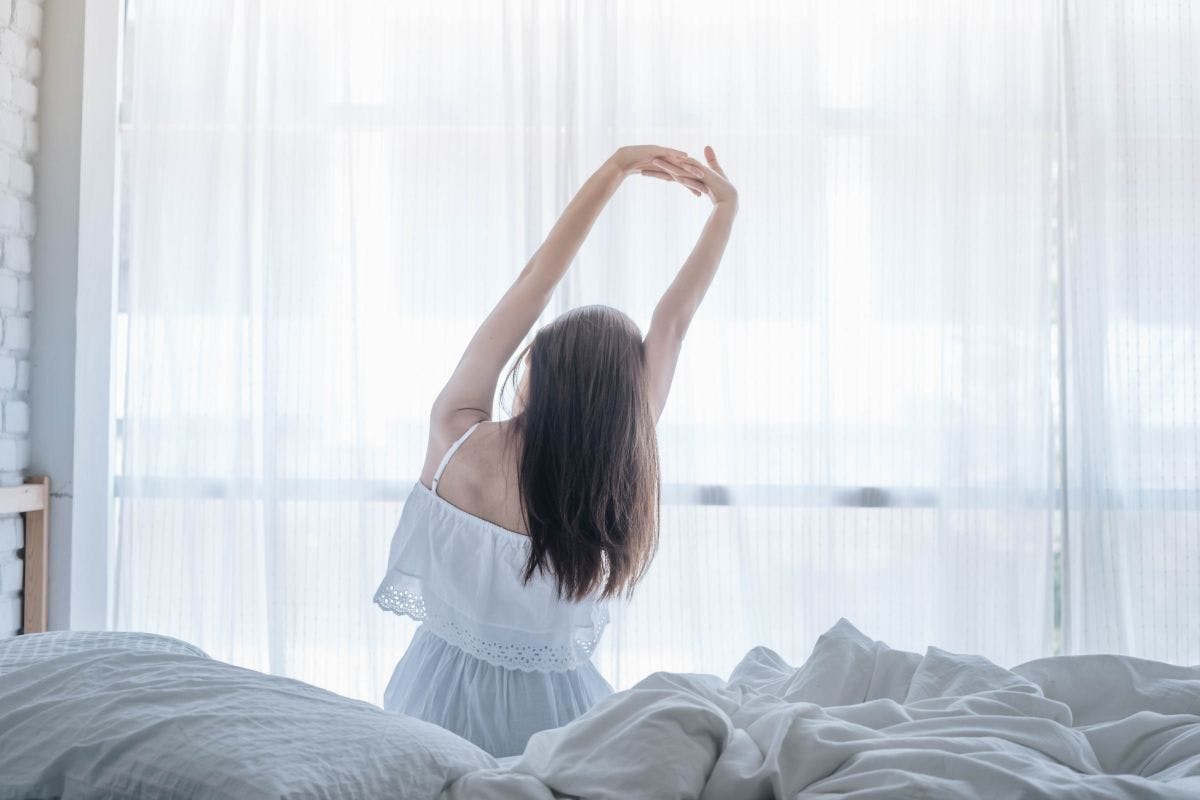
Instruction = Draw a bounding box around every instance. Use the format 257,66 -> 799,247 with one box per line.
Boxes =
1061,1 -> 1200,664
112,0 -> 1190,704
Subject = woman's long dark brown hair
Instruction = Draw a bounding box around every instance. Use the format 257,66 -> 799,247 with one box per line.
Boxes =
505,305 -> 660,601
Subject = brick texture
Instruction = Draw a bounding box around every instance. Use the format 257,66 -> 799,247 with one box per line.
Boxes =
0,0 -> 38,637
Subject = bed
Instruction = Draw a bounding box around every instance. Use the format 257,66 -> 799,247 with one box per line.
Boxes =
0,477 -> 49,635
4,497 -> 1199,798
444,620 -> 1200,799
3,621 -> 1199,799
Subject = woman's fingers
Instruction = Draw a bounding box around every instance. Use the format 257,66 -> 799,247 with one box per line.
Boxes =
674,176 -> 708,196
664,151 -> 736,206
639,147 -> 710,198
641,169 -> 703,196
638,145 -> 731,203
703,145 -> 728,179
649,146 -> 689,162
677,155 -> 719,180
640,169 -> 674,182
651,158 -> 704,180
637,148 -> 689,171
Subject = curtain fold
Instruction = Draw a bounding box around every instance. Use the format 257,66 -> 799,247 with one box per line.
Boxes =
1061,0 -> 1200,663
112,0 -> 1192,703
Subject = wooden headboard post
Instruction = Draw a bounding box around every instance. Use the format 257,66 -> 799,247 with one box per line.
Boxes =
0,477 -> 50,634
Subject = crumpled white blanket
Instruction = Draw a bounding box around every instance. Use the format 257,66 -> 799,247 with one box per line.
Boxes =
444,620 -> 1200,799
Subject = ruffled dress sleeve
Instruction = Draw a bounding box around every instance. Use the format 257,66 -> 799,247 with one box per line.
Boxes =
374,483 -> 609,673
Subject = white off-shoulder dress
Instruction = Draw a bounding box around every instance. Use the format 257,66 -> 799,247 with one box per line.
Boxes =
374,423 -> 612,757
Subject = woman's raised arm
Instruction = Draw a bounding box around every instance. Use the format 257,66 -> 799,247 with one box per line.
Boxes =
641,146 -> 738,419
427,146 -> 693,449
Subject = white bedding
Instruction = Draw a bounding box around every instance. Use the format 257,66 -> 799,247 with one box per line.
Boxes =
0,632 -> 495,799
4,625 -> 1198,799
0,630 -> 207,674
445,620 -> 1200,799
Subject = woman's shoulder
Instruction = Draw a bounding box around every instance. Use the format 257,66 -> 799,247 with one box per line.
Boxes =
422,420 -> 530,536
420,412 -> 491,486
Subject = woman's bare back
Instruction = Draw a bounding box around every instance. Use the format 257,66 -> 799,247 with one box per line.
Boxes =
421,421 -> 529,535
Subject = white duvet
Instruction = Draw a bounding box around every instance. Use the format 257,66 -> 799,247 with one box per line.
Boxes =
445,620 -> 1200,799
4,625 -> 1199,799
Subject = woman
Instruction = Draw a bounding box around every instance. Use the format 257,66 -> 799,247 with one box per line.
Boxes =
374,144 -> 737,757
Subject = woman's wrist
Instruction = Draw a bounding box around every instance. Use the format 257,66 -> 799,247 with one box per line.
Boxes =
713,196 -> 739,216
604,150 -> 634,180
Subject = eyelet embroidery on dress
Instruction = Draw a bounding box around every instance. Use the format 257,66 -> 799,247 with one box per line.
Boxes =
374,584 -> 428,619
374,584 -> 606,673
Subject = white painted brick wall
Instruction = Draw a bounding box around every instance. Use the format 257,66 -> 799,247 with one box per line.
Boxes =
0,0 -> 38,637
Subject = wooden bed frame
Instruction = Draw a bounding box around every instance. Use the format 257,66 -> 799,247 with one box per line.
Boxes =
0,477 -> 50,634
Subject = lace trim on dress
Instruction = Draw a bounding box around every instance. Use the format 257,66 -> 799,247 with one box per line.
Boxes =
373,583 -> 605,673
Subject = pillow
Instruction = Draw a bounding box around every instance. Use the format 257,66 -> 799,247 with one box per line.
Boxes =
0,645 -> 495,799
0,630 -> 208,676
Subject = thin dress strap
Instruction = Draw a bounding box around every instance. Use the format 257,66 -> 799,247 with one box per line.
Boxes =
430,422 -> 483,496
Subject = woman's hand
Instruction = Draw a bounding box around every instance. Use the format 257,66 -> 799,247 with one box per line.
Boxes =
641,146 -> 738,208
610,145 -> 691,178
